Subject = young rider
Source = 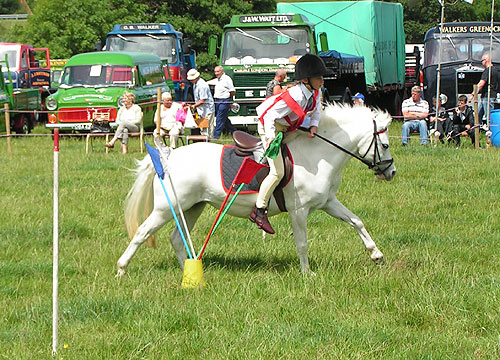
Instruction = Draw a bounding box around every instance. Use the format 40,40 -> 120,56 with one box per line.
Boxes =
249,54 -> 331,234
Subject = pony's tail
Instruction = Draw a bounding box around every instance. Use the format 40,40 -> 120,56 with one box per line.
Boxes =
124,156 -> 157,248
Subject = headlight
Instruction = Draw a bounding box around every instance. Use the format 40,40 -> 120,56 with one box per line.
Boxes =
230,102 -> 240,113
117,96 -> 125,107
46,97 -> 57,111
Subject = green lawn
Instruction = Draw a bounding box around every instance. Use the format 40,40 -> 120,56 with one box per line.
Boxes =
1,123 -> 499,359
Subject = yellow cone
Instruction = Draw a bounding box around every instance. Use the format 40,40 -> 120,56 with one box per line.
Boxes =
181,259 -> 205,288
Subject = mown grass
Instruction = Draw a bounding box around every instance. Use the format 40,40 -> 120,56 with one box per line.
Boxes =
1,123 -> 500,359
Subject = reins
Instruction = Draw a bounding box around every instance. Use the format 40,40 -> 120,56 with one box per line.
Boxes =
299,126 -> 372,167
298,120 -> 393,174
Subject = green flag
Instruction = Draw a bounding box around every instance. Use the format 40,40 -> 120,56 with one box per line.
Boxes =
262,132 -> 283,160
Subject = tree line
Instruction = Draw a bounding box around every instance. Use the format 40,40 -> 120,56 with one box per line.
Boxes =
2,0 -> 499,72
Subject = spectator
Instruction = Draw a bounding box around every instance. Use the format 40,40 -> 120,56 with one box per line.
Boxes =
352,92 -> 365,106
429,95 -> 452,145
451,94 -> 476,147
475,53 -> 499,125
105,91 -> 142,154
266,69 -> 287,97
211,66 -> 236,139
187,69 -> 215,137
401,86 -> 429,146
153,92 -> 184,148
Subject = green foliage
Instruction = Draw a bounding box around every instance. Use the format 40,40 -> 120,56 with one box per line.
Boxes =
0,0 -> 20,13
8,0 -> 149,58
6,0 -> 275,69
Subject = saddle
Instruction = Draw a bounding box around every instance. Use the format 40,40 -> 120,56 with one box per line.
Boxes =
232,131 -> 293,212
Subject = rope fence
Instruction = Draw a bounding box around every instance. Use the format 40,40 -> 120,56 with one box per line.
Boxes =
1,97 -> 498,148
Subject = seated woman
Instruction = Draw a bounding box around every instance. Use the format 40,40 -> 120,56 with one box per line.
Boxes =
153,92 -> 185,148
105,92 -> 143,154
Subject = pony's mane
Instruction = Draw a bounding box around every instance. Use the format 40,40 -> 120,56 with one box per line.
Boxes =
320,103 -> 390,129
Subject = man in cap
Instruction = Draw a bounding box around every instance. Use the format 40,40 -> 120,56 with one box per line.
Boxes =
401,85 -> 429,146
352,92 -> 365,106
249,54 -> 331,234
187,69 -> 215,136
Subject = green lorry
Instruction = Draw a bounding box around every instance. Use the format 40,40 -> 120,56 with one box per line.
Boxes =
45,52 -> 172,131
277,1 -> 407,113
209,1 -> 407,125
0,55 -> 42,133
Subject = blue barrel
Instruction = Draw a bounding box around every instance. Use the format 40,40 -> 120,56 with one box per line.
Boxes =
491,109 -> 500,147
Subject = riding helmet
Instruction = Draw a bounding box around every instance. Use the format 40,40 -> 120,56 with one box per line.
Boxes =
294,54 -> 332,80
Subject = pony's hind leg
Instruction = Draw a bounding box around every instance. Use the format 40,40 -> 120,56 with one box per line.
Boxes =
323,197 -> 385,264
289,207 -> 315,275
117,209 -> 170,276
169,202 -> 206,269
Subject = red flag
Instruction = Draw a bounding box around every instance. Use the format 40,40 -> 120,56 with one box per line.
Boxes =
233,157 -> 267,185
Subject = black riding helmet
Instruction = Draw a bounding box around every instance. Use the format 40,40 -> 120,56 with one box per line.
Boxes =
294,54 -> 331,80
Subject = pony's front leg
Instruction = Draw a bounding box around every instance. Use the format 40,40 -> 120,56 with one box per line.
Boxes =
323,197 -> 385,264
289,208 -> 315,275
117,209 -> 169,276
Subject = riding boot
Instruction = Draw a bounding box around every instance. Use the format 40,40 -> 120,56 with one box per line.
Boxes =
248,206 -> 257,223
254,207 -> 275,234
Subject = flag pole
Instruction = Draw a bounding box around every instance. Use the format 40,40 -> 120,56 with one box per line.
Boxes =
52,128 -> 59,355
196,135 -> 280,260
153,137 -> 196,257
145,143 -> 193,259
196,184 -> 235,259
158,176 -> 193,259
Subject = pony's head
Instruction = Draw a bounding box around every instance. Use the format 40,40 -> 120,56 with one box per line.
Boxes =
320,104 -> 396,181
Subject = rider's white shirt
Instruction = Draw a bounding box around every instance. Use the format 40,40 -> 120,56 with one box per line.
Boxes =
256,82 -> 320,138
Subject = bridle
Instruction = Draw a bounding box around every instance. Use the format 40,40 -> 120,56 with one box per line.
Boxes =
299,120 -> 394,175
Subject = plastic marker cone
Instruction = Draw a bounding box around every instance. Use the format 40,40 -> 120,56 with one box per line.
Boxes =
181,259 -> 205,289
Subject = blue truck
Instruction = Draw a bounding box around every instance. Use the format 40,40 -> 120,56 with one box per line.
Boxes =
103,23 -> 196,101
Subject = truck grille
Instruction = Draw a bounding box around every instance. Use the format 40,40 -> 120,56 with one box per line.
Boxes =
457,71 -> 482,95
58,107 -> 117,122
233,73 -> 274,87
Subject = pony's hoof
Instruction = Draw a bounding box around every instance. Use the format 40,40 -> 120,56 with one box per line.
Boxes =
301,268 -> 317,277
116,267 -> 126,277
371,249 -> 385,265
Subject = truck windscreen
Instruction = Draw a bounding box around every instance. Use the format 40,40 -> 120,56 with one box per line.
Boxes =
60,65 -> 133,87
0,49 -> 18,71
106,35 -> 177,64
221,27 -> 311,65
424,36 -> 500,67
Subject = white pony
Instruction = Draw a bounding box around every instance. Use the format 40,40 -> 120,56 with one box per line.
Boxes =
117,104 -> 396,276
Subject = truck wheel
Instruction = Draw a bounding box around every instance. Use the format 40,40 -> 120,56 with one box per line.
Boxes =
14,114 -> 34,134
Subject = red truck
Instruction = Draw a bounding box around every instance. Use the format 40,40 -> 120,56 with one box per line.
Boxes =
0,43 -> 51,89
0,43 -> 51,123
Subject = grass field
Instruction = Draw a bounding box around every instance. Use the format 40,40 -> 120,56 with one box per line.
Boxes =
1,122 -> 500,359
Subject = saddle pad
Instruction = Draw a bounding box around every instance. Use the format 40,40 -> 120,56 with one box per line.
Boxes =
220,145 -> 264,194
220,145 -> 294,195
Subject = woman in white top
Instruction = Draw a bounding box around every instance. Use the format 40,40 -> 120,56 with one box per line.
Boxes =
106,91 -> 143,154
154,92 -> 184,148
